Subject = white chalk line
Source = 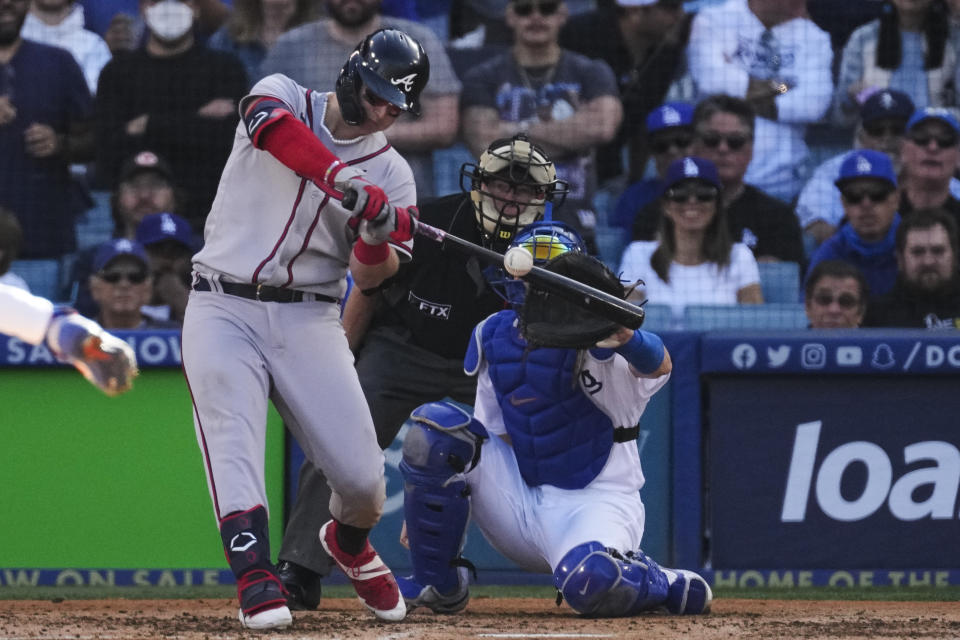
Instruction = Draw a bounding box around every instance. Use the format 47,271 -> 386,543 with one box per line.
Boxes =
477,635 -> 615,639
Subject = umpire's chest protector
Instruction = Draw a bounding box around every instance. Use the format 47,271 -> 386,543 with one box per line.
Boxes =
471,311 -> 616,490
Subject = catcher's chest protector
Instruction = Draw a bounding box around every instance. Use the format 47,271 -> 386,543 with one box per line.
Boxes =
480,311 -> 615,489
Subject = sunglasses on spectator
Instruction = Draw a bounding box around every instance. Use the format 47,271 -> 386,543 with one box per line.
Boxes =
513,1 -> 561,16
363,89 -> 402,116
665,185 -> 719,203
100,269 -> 148,284
812,292 -> 860,309
863,121 -> 906,137
841,186 -> 894,205
908,132 -> 959,149
699,132 -> 750,151
651,135 -> 693,155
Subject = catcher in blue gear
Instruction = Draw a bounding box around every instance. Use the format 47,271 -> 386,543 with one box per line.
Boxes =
396,221 -> 712,617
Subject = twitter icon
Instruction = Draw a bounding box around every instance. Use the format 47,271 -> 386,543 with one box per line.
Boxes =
766,345 -> 790,367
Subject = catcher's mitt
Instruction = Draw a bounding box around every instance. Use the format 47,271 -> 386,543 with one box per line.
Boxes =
47,313 -> 139,396
519,252 -> 640,349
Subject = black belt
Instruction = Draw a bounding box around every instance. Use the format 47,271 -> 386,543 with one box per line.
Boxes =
193,275 -> 338,304
613,425 -> 640,443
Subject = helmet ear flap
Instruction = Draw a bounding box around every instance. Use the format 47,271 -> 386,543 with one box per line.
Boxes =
336,52 -> 366,126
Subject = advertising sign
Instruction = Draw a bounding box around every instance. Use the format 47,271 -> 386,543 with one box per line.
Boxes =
707,375 -> 960,568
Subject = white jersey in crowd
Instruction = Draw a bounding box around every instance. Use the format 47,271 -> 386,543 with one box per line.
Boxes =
619,241 -> 760,327
471,343 -> 670,495
192,73 -> 416,301
22,3 -> 111,94
686,0 -> 833,201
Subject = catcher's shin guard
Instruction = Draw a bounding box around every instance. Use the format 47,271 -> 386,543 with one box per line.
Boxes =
220,506 -> 290,626
400,402 -> 486,596
553,542 -> 671,617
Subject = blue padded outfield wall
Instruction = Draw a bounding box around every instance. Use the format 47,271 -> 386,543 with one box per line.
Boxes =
2,329 -> 959,587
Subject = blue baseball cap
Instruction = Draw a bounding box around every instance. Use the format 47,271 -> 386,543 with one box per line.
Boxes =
136,212 -> 195,250
92,238 -> 149,273
859,89 -> 914,125
646,102 -> 694,135
906,107 -> 960,136
834,149 -> 898,189
662,156 -> 721,191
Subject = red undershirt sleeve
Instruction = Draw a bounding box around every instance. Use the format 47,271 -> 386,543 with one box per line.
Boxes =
244,97 -> 346,186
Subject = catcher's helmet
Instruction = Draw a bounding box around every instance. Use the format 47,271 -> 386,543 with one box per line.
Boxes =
512,220 -> 586,264
336,28 -> 430,126
490,221 -> 585,306
460,134 -> 569,252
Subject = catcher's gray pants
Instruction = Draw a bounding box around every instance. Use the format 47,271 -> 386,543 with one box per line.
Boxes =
182,291 -> 386,529
278,324 -> 478,575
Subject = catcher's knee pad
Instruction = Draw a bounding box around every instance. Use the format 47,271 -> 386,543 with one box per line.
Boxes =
400,402 -> 486,594
553,542 -> 670,617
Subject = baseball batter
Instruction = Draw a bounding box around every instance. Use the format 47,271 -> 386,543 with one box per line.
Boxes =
0,283 -> 137,395
396,223 -> 713,617
275,134 -> 570,610
181,29 -> 427,630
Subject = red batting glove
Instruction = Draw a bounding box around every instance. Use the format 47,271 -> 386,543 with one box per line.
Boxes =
389,206 -> 418,243
336,175 -> 389,224
357,182 -> 388,222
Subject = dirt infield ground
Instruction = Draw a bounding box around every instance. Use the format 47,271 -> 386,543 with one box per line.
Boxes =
1,597 -> 958,639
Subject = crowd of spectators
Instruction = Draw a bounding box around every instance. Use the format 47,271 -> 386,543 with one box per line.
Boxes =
3,0 -> 960,330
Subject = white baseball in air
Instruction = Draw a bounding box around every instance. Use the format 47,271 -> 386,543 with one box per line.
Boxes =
504,246 -> 534,277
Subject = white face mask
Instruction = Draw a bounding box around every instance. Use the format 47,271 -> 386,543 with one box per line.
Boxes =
145,0 -> 194,42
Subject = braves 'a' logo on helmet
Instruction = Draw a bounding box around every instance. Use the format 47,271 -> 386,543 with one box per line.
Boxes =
391,74 -> 418,92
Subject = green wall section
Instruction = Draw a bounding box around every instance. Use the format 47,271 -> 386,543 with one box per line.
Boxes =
0,369 -> 285,568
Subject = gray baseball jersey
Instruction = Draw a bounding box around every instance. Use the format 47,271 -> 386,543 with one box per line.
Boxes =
183,73 -> 417,529
192,73 -> 417,300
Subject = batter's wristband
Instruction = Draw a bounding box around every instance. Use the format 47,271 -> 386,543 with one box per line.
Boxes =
615,329 -> 664,374
353,238 -> 390,265
324,160 -> 344,186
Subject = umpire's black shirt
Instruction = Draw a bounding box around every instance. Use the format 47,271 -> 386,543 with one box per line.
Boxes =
373,193 -> 506,360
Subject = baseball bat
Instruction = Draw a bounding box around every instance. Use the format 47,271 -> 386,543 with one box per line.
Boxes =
342,189 -> 645,330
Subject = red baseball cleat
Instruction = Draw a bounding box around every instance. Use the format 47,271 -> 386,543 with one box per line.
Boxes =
319,520 -> 406,622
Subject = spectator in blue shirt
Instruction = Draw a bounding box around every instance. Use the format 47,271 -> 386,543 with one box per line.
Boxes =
610,101 -> 694,246
807,149 -> 902,297
207,0 -> 320,88
135,211 -> 197,324
797,89 -> 916,248
78,0 -> 230,42
0,0 -> 93,259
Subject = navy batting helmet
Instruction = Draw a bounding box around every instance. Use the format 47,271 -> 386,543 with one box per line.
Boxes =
336,28 -> 430,126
